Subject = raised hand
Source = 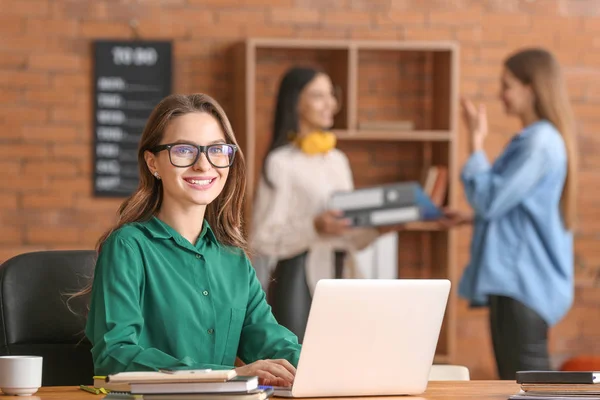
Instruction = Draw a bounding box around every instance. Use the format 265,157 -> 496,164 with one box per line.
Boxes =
461,97 -> 488,152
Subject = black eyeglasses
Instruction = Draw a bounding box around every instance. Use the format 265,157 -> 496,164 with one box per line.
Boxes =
151,142 -> 237,168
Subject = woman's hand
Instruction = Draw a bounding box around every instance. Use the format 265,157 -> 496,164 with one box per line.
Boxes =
314,210 -> 351,236
439,208 -> 474,228
235,359 -> 296,387
461,97 -> 488,152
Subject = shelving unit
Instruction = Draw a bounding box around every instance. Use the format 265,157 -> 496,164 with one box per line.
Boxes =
232,38 -> 459,363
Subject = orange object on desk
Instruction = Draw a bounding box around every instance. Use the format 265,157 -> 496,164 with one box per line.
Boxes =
561,356 -> 600,371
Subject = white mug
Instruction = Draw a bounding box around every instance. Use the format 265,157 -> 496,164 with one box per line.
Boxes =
0,356 -> 43,396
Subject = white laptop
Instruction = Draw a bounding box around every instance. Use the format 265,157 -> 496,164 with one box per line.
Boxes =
274,279 -> 450,398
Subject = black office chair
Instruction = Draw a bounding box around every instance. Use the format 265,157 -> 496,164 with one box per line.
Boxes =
0,250 -> 96,386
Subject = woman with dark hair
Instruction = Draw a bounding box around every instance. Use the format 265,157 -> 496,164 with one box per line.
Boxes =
445,48 -> 578,379
80,93 -> 300,386
250,67 -> 386,341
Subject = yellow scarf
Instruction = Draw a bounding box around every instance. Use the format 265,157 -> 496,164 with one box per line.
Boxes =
294,131 -> 337,155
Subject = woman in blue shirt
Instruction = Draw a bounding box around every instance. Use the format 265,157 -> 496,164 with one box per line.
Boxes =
445,48 -> 578,379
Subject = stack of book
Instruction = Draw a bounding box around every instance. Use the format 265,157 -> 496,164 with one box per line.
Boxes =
89,369 -> 273,400
509,371 -> 600,400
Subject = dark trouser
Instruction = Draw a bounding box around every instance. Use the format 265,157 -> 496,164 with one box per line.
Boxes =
489,295 -> 551,380
268,251 -> 346,343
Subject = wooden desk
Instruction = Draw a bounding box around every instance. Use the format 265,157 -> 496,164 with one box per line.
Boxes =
0,381 -> 520,399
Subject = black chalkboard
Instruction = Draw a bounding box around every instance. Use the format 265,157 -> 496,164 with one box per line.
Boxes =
93,40 -> 172,197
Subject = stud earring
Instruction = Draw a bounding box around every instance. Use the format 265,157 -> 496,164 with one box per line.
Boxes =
153,171 -> 160,179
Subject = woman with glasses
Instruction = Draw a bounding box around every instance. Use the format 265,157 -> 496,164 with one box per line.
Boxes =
81,94 -> 300,386
250,67 -> 391,342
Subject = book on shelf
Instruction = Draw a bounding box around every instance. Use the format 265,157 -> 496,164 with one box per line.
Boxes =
358,120 -> 415,131
422,165 -> 448,208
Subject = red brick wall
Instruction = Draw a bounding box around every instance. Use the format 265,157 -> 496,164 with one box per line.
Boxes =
2,0 -> 600,379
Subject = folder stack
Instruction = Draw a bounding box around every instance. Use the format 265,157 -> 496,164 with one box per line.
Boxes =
329,181 -> 443,227
92,370 -> 273,400
509,371 -> 600,400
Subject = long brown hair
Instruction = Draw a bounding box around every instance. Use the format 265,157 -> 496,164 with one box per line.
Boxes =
504,48 -> 578,230
72,94 -> 247,303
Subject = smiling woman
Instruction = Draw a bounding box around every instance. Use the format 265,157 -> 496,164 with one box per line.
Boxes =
75,93 -> 302,387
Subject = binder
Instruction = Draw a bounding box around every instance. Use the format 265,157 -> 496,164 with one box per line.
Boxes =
329,182 -> 443,227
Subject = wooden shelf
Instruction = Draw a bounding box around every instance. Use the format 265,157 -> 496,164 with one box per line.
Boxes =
433,354 -> 450,364
233,37 -> 459,365
333,129 -> 451,142
403,221 -> 446,231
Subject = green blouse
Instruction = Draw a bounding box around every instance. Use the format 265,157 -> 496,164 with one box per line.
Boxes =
85,217 -> 301,375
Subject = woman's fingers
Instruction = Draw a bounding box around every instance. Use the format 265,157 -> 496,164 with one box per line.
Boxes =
270,359 -> 297,375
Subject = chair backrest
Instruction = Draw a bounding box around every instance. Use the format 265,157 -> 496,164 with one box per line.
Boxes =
428,365 -> 470,381
0,250 -> 96,386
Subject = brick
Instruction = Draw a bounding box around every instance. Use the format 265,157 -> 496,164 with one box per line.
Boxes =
429,9 -> 483,26
559,0 -> 600,17
461,63 -> 502,80
22,125 -> 79,143
584,17 -> 600,33
23,160 -> 79,177
74,197 -> 121,213
0,107 -> 48,125
26,226 -> 80,245
245,24 -> 295,37
404,27 -> 453,41
28,53 -> 82,71
51,105 -> 90,124
294,0 -> 346,8
482,13 -> 532,30
0,54 -> 27,68
455,27 -> 482,43
0,143 -> 47,160
51,73 -> 90,90
50,144 -> 90,160
350,27 -> 401,40
2,173 -> 50,191
50,177 -> 92,195
0,71 -> 49,88
271,8 -> 321,24
349,0 -> 391,11
22,193 -> 74,209
135,18 -> 189,39
322,10 -> 372,27
0,194 -> 18,210
26,18 -> 79,37
0,161 -> 21,176
79,21 -> 132,38
0,0 -> 49,16
0,89 -> 24,105
81,227 -> 110,247
0,16 -> 25,36
374,11 -> 425,27
188,0 -> 293,5
218,9 -> 267,25
25,88 -> 81,105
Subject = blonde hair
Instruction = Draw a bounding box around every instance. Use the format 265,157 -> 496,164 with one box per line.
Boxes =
504,48 -> 578,230
72,94 -> 247,303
